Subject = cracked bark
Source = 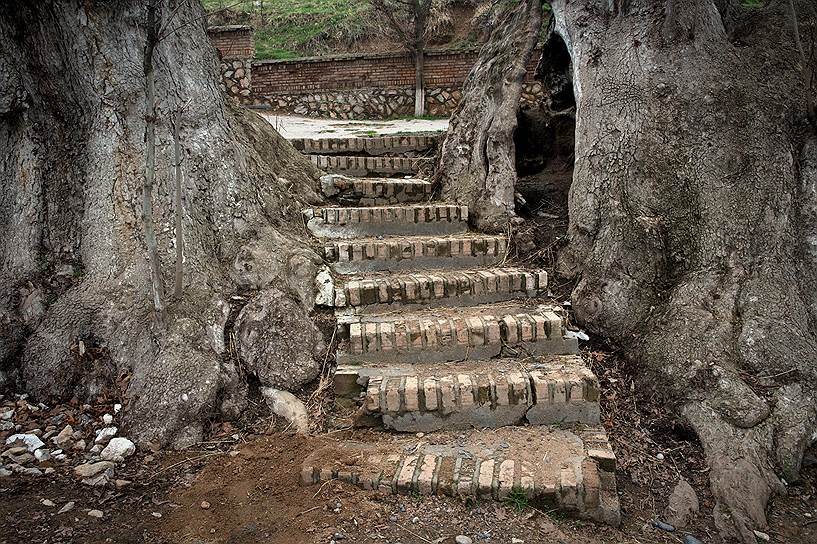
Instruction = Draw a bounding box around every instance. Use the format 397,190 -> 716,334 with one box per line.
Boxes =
437,0 -> 542,233
0,0 -> 324,448
442,0 -> 817,540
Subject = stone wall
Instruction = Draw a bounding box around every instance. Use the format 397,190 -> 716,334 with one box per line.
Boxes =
208,25 -> 254,100
207,27 -> 544,118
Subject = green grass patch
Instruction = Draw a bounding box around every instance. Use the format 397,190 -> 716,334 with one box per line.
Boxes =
204,0 -> 371,60
502,489 -> 530,513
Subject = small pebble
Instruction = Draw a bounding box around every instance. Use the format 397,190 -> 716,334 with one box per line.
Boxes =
412,516 -> 419,523
656,453 -> 665,460
58,501 -> 75,514
151,512 -> 162,518
41,499 -> 55,507
114,403 -> 122,414
389,514 -> 398,522
201,501 -> 211,509
455,536 -> 473,544
416,432 -> 424,438
88,509 -> 103,518
102,414 -> 113,425
683,536 -> 704,544
653,520 -> 675,532
333,532 -> 345,540
753,530 -> 770,541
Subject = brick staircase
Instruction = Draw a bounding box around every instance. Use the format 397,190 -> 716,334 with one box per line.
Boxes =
297,136 -> 620,526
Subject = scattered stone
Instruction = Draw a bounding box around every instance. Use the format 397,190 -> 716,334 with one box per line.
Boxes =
88,509 -> 104,518
22,467 -> 43,476
652,520 -> 675,532
114,403 -> 122,414
411,516 -> 419,523
455,536 -> 473,544
82,473 -> 111,487
151,512 -> 162,518
753,530 -> 770,541
101,437 -> 135,462
0,421 -> 13,431
41,499 -> 55,507
34,448 -> 51,462
200,501 -> 210,509
0,409 -> 13,420
666,479 -> 699,528
3,446 -> 27,457
44,467 -> 55,475
74,461 -> 115,479
416,432 -> 425,438
683,536 -> 704,544
0,468 -> 11,477
72,440 -> 86,451
90,444 -> 102,454
58,501 -> 75,514
102,413 -> 113,425
5,433 -> 45,452
94,426 -> 117,445
656,453 -> 665,461
260,388 -> 309,434
512,539 -> 524,544
11,453 -> 35,464
115,479 -> 131,488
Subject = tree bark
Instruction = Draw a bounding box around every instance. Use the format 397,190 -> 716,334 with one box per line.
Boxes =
437,0 -> 542,232
414,48 -> 425,117
172,109 -> 184,301
143,0 -> 166,326
0,0 -> 324,448
442,0 -> 817,540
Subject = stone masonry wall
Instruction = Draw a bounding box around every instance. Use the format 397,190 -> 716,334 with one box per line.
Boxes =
207,27 -> 544,118
208,25 -> 254,100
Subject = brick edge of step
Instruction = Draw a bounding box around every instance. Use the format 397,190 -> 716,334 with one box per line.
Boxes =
298,427 -> 621,526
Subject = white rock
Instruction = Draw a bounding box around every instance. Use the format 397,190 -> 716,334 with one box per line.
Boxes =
58,501 -> 75,514
455,536 -> 473,544
314,266 -> 335,306
512,539 -> 524,544
88,509 -> 104,518
114,403 -> 122,414
41,499 -> 55,507
260,388 -> 309,435
94,426 -> 117,445
5,433 -> 45,452
101,437 -> 135,462
0,409 -> 13,420
102,414 -> 113,425
52,425 -> 74,446
753,531 -> 770,541
0,468 -> 11,477
656,453 -> 665,460
34,448 -> 51,462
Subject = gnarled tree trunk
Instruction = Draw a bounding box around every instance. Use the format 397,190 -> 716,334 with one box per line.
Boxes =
441,0 -> 817,541
436,0 -> 542,232
0,0 -> 325,448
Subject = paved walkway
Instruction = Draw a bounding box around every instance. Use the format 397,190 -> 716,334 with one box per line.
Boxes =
257,113 -> 448,139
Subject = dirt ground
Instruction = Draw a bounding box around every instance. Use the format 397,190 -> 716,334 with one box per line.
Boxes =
2,347 -> 815,544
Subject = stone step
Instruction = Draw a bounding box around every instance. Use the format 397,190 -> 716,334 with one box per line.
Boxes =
335,356 -> 600,432
329,268 -> 548,312
300,425 -> 620,526
320,174 -> 433,205
323,234 -> 508,274
310,154 -> 433,176
305,204 -> 469,239
335,304 -> 579,365
291,134 -> 440,156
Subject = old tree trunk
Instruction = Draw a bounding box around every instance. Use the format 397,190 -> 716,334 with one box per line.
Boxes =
441,0 -> 817,540
0,1 -> 326,448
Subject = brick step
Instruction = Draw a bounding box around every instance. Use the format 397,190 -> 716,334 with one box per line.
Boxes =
300,426 -> 620,526
323,234 -> 508,274
291,134 -> 440,156
329,268 -> 548,312
335,355 -> 600,432
305,204 -> 468,239
310,154 -> 432,176
335,304 -> 579,365
320,174 -> 433,205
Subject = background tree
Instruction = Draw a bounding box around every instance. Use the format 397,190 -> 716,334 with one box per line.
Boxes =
0,0 -> 326,448
439,0 -> 817,542
370,0 -> 437,116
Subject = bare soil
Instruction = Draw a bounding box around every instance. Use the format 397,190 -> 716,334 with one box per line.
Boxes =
2,349 -> 815,544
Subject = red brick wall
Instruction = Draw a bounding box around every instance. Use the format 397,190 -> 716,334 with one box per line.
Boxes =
208,25 -> 254,60
251,49 -> 541,95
